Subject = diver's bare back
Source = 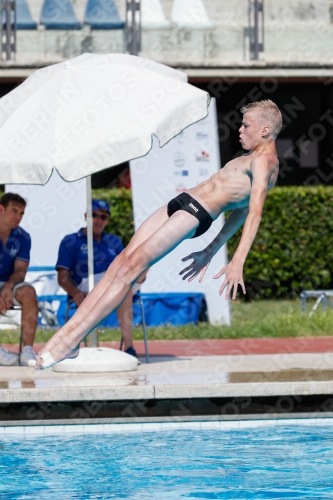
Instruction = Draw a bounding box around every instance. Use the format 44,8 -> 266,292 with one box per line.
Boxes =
187,151 -> 279,218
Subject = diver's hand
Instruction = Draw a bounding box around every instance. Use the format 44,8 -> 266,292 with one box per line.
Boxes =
213,260 -> 246,300
179,250 -> 212,282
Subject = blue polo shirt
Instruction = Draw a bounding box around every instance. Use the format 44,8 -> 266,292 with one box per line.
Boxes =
0,226 -> 31,281
56,228 -> 123,288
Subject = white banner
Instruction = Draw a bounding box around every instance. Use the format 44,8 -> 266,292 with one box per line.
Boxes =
130,99 -> 231,325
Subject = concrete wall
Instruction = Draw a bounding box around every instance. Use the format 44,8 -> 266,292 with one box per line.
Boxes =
8,0 -> 333,67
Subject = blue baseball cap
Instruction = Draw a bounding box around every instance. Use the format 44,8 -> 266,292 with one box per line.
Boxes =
92,199 -> 110,214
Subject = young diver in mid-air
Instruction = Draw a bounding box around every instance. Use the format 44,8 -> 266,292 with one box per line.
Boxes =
36,99 -> 282,370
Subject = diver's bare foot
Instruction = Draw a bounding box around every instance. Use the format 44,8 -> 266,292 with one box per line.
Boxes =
35,344 -> 80,371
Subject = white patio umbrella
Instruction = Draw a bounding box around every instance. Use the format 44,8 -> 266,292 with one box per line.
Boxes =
0,53 -> 209,345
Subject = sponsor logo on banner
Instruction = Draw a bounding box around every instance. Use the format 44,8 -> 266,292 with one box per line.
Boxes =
176,184 -> 187,192
199,168 -> 209,176
197,131 -> 208,140
174,170 -> 189,176
173,151 -> 186,168
196,151 -> 210,162
173,170 -> 189,176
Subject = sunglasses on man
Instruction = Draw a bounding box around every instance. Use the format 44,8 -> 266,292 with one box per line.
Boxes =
92,212 -> 109,221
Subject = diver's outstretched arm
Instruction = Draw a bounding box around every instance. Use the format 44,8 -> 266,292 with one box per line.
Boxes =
180,206 -> 249,282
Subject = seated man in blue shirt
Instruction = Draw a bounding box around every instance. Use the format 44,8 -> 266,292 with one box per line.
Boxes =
0,193 -> 38,366
56,199 -> 138,357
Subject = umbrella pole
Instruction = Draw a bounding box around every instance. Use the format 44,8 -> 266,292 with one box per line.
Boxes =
86,175 -> 99,347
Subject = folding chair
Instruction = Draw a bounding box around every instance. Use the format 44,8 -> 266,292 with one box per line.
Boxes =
300,290 -> 333,317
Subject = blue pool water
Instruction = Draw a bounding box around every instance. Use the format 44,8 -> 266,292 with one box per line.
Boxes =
1,423 -> 333,499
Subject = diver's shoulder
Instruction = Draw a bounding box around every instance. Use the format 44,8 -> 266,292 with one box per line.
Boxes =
250,153 -> 271,169
255,152 -> 278,168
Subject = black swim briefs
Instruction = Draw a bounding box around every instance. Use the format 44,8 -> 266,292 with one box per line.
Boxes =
167,192 -> 214,238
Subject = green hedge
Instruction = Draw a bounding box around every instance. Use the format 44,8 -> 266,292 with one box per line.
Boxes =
94,186 -> 333,299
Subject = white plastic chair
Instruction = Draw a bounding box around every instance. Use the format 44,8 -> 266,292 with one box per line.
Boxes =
141,0 -> 170,28
171,0 -> 213,28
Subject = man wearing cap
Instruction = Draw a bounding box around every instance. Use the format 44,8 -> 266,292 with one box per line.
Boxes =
56,199 -> 138,357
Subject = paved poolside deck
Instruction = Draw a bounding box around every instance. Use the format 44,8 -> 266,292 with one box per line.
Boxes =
1,349 -> 333,403
1,339 -> 333,423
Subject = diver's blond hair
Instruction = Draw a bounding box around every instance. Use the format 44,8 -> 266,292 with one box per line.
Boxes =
240,100 -> 283,138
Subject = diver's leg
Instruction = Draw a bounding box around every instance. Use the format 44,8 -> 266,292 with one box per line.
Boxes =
36,210 -> 199,369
